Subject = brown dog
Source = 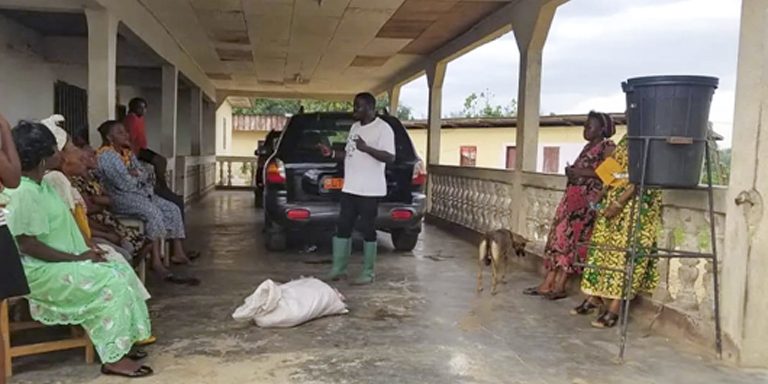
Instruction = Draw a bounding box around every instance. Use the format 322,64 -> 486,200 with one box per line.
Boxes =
477,229 -> 528,295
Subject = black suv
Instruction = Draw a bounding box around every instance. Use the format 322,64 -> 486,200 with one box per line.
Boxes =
261,112 -> 426,252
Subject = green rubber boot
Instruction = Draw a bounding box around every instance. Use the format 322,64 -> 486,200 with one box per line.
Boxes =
326,237 -> 351,281
352,241 -> 377,285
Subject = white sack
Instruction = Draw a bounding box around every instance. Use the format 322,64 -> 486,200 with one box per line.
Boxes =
232,277 -> 348,328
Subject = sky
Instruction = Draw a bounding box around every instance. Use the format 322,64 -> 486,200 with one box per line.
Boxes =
398,0 -> 742,147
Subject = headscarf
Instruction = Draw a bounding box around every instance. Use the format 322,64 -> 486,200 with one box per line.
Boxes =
589,111 -> 616,138
40,114 -> 68,151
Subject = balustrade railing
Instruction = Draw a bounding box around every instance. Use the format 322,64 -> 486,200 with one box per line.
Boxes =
428,165 -> 725,323
215,156 -> 257,189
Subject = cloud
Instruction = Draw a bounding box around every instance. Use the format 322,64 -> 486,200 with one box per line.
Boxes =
398,0 -> 741,146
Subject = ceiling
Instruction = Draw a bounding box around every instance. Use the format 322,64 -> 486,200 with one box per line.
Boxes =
140,0 -> 515,98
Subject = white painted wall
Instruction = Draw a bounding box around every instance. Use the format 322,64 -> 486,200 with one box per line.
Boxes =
216,100 -> 233,155
0,15 -> 86,125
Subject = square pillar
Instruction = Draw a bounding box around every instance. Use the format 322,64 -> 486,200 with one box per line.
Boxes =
426,62 -> 447,166
85,9 -> 117,146
190,87 -> 203,156
388,85 -> 401,117
510,1 -> 559,173
721,0 -> 768,368
161,65 -> 178,159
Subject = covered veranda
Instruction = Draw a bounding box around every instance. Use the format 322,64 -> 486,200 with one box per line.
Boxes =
0,0 -> 768,381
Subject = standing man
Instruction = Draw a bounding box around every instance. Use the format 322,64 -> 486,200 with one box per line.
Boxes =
319,92 -> 395,285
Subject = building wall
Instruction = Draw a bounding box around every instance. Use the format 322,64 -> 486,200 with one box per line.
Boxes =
230,131 -> 269,157
0,15 -> 87,125
225,123 -> 627,173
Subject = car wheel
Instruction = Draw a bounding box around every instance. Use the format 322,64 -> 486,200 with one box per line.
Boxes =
265,229 -> 288,251
391,229 -> 419,252
254,188 -> 264,208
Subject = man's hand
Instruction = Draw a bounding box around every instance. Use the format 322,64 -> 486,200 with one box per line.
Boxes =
354,136 -> 368,152
0,113 -> 9,131
80,249 -> 107,263
603,202 -> 623,219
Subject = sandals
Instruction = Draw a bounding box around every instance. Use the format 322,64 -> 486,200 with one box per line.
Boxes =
127,349 -> 148,360
522,287 -> 543,296
591,311 -> 620,329
163,273 -> 201,286
570,299 -> 599,316
101,364 -> 154,378
544,291 -> 568,301
136,335 -> 156,346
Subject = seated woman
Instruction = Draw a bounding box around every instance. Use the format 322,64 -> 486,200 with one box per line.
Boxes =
71,143 -> 149,261
6,121 -> 153,378
523,112 -> 617,299
95,120 -> 198,285
572,136 -> 662,328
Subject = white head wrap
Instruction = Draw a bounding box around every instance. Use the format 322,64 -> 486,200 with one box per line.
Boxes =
39,114 -> 68,151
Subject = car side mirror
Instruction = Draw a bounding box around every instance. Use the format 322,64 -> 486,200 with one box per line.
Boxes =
256,146 -> 269,156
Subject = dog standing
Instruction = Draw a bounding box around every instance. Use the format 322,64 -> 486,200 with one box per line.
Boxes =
477,229 -> 528,295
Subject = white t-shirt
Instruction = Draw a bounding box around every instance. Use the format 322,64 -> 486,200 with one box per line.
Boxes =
342,117 -> 396,197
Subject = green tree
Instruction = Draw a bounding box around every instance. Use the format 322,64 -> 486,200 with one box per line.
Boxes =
233,95 -> 414,120
453,90 -> 517,118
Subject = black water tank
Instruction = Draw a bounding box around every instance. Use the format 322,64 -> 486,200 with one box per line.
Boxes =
622,75 -> 719,188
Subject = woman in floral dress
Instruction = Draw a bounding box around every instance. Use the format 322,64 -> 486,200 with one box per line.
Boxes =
572,136 -> 661,328
70,144 -> 147,260
523,112 -> 617,300
6,121 -> 153,378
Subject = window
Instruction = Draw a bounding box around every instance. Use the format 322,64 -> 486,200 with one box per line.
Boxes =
54,81 -> 87,139
543,146 -> 560,173
460,146 -> 477,167
506,146 -> 517,170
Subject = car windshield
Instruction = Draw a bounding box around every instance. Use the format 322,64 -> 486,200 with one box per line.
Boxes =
278,115 -> 355,162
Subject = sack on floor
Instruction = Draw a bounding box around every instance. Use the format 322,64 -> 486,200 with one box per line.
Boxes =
232,277 -> 348,328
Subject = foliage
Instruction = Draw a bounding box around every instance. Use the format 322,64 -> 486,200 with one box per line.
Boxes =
451,89 -> 517,118
233,94 -> 414,121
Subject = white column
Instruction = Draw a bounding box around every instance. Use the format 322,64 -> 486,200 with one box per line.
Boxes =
388,85 -> 401,117
721,0 -> 768,368
426,62 -> 447,166
190,87 -> 203,156
510,1 -> 559,172
161,65 -> 178,159
85,8 -> 117,146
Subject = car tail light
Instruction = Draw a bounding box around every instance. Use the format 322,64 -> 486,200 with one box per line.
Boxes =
391,209 -> 413,221
412,159 -> 427,186
286,209 -> 310,220
266,159 -> 286,184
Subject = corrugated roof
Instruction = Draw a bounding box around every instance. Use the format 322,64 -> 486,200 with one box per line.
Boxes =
233,114 -> 288,132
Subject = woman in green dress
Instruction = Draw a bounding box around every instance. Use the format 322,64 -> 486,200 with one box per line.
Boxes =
572,136 -> 662,328
6,121 -> 153,378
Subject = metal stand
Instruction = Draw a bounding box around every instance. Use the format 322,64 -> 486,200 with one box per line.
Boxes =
576,135 -> 722,363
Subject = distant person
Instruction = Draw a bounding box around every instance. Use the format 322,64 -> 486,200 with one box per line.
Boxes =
319,92 -> 395,285
523,111 -> 616,300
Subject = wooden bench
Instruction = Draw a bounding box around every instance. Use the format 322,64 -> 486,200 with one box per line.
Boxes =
1,298 -> 94,378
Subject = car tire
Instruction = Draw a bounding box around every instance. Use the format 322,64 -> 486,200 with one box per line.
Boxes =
265,229 -> 288,251
391,229 -> 419,252
254,188 -> 264,208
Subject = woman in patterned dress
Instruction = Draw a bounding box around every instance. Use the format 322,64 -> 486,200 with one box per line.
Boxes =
6,121 -> 153,378
95,121 -> 198,285
571,136 -> 661,328
70,144 -> 148,260
523,112 -> 617,300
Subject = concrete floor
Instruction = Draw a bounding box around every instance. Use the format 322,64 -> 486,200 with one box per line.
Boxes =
10,192 -> 768,384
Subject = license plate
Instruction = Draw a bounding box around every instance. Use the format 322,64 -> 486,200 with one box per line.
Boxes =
323,178 -> 344,190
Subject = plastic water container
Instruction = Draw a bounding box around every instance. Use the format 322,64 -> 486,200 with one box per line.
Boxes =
622,76 -> 719,187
